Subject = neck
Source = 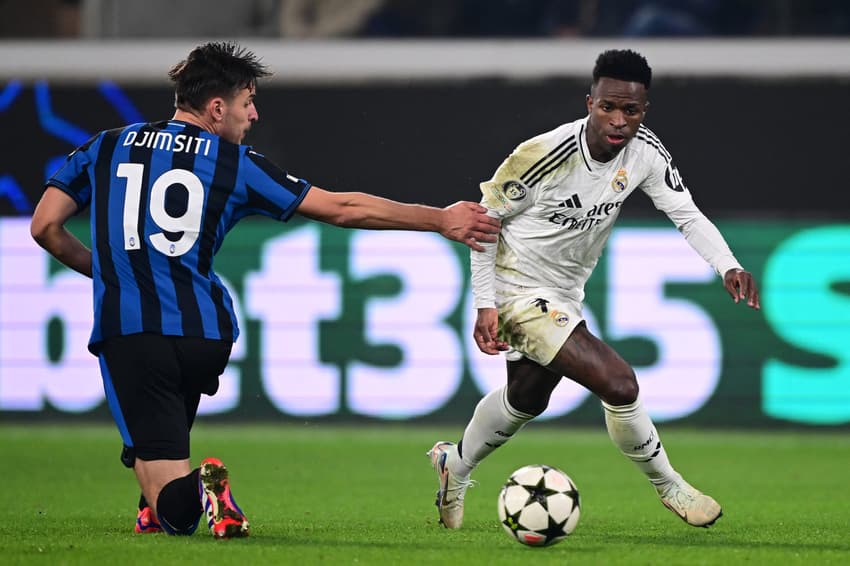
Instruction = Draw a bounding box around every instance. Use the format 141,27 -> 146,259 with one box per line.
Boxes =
172,109 -> 216,135
584,125 -> 617,162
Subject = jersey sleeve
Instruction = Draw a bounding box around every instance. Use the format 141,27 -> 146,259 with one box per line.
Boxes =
45,133 -> 101,210
639,142 -> 742,276
473,157 -> 532,309
472,128 -> 567,309
637,142 -> 696,217
241,149 -> 312,221
478,127 -> 568,218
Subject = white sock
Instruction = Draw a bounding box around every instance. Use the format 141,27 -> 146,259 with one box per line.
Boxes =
602,396 -> 678,489
450,385 -> 534,478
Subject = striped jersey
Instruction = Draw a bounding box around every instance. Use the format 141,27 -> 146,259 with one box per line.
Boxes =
471,116 -> 741,307
47,120 -> 311,352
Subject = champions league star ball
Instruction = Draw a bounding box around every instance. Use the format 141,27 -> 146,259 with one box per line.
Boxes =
497,464 -> 581,547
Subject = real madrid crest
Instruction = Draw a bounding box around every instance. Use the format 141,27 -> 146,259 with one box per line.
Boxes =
550,311 -> 569,327
502,180 -> 527,200
611,168 -> 628,193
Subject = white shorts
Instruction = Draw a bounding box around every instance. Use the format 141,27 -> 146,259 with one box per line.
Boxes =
496,288 -> 584,366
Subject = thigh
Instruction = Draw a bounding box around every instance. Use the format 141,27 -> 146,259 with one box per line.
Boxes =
99,333 -> 191,462
173,337 -> 232,428
546,322 -> 637,404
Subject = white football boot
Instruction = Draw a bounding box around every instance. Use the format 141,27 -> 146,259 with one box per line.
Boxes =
427,441 -> 476,529
657,474 -> 722,527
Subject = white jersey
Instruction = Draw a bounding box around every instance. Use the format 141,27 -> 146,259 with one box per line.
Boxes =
472,116 -> 742,308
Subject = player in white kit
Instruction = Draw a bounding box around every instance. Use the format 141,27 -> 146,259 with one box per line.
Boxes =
429,49 -> 760,529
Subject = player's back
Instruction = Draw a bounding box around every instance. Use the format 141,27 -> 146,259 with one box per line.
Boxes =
48,119 -> 311,352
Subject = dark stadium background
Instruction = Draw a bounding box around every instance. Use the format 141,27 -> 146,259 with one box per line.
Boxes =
1,78 -> 847,218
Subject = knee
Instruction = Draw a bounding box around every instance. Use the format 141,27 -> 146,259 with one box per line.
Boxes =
506,381 -> 550,417
598,367 -> 639,406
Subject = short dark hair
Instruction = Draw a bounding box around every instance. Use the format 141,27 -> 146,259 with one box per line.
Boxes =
168,42 -> 271,111
592,49 -> 652,90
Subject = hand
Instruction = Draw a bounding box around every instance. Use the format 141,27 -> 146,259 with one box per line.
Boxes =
474,307 -> 510,355
723,268 -> 760,309
440,202 -> 500,252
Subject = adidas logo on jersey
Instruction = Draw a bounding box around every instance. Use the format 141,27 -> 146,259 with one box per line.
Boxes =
548,199 -> 624,231
560,194 -> 582,208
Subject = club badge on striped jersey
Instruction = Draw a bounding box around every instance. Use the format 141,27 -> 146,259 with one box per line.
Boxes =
611,168 -> 628,192
502,180 -> 528,200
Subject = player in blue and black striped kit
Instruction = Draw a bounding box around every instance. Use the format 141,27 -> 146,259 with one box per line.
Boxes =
30,41 -> 499,539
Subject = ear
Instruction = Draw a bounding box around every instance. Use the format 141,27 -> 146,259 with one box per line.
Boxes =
206,97 -> 226,122
585,93 -> 593,114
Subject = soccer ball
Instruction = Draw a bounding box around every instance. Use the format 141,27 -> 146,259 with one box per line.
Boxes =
497,464 -> 580,547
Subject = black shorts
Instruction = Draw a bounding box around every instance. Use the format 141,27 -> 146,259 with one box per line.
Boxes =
98,333 -> 232,466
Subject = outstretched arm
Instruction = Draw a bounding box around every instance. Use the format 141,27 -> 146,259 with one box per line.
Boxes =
640,149 -> 760,311
295,187 -> 500,252
30,186 -> 92,278
671,213 -> 760,310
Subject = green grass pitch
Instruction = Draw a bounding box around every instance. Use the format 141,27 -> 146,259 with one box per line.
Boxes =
2,423 -> 849,565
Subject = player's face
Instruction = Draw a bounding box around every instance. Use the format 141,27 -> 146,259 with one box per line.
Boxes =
219,86 -> 259,144
585,78 -> 648,162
